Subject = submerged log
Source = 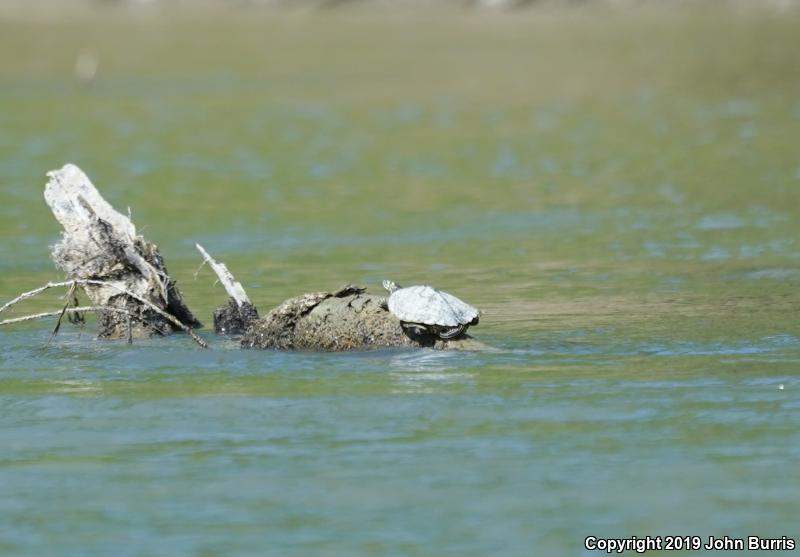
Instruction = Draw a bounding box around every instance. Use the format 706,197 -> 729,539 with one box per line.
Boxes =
241,285 -> 486,351
44,164 -> 201,340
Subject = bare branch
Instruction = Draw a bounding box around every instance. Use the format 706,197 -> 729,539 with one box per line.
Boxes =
195,244 -> 251,306
0,281 -> 77,315
0,306 -> 131,326
0,279 -> 208,348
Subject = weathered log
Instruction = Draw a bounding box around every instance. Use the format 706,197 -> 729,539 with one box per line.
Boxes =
196,244 -> 259,335
241,285 -> 486,351
44,164 -> 201,340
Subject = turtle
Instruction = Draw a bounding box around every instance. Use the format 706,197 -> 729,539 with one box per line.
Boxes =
382,280 -> 479,339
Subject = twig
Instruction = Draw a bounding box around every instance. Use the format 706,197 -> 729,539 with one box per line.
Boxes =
49,281 -> 77,343
0,282 -> 65,315
0,280 -> 208,348
0,306 -> 131,326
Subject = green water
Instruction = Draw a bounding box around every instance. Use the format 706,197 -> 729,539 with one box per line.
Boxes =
1,10 -> 799,556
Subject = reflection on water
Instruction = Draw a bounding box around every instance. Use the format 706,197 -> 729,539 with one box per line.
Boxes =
387,351 -> 478,393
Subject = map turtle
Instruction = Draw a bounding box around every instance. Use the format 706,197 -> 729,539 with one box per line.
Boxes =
382,280 -> 479,339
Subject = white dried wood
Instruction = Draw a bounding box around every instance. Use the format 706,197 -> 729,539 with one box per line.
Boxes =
195,244 -> 251,307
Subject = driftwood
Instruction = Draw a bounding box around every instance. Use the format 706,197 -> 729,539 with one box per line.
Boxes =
43,164 -> 202,341
241,285 -> 486,351
1,163 -> 488,352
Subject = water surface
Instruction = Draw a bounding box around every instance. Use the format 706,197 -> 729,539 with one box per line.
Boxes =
1,11 -> 799,556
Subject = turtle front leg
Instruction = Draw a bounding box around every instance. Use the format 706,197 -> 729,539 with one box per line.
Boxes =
378,296 -> 389,310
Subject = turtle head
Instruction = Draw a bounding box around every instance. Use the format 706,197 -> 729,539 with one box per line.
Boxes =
382,279 -> 400,294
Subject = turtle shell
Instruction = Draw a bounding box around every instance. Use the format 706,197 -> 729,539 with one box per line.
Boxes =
387,285 -> 478,327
